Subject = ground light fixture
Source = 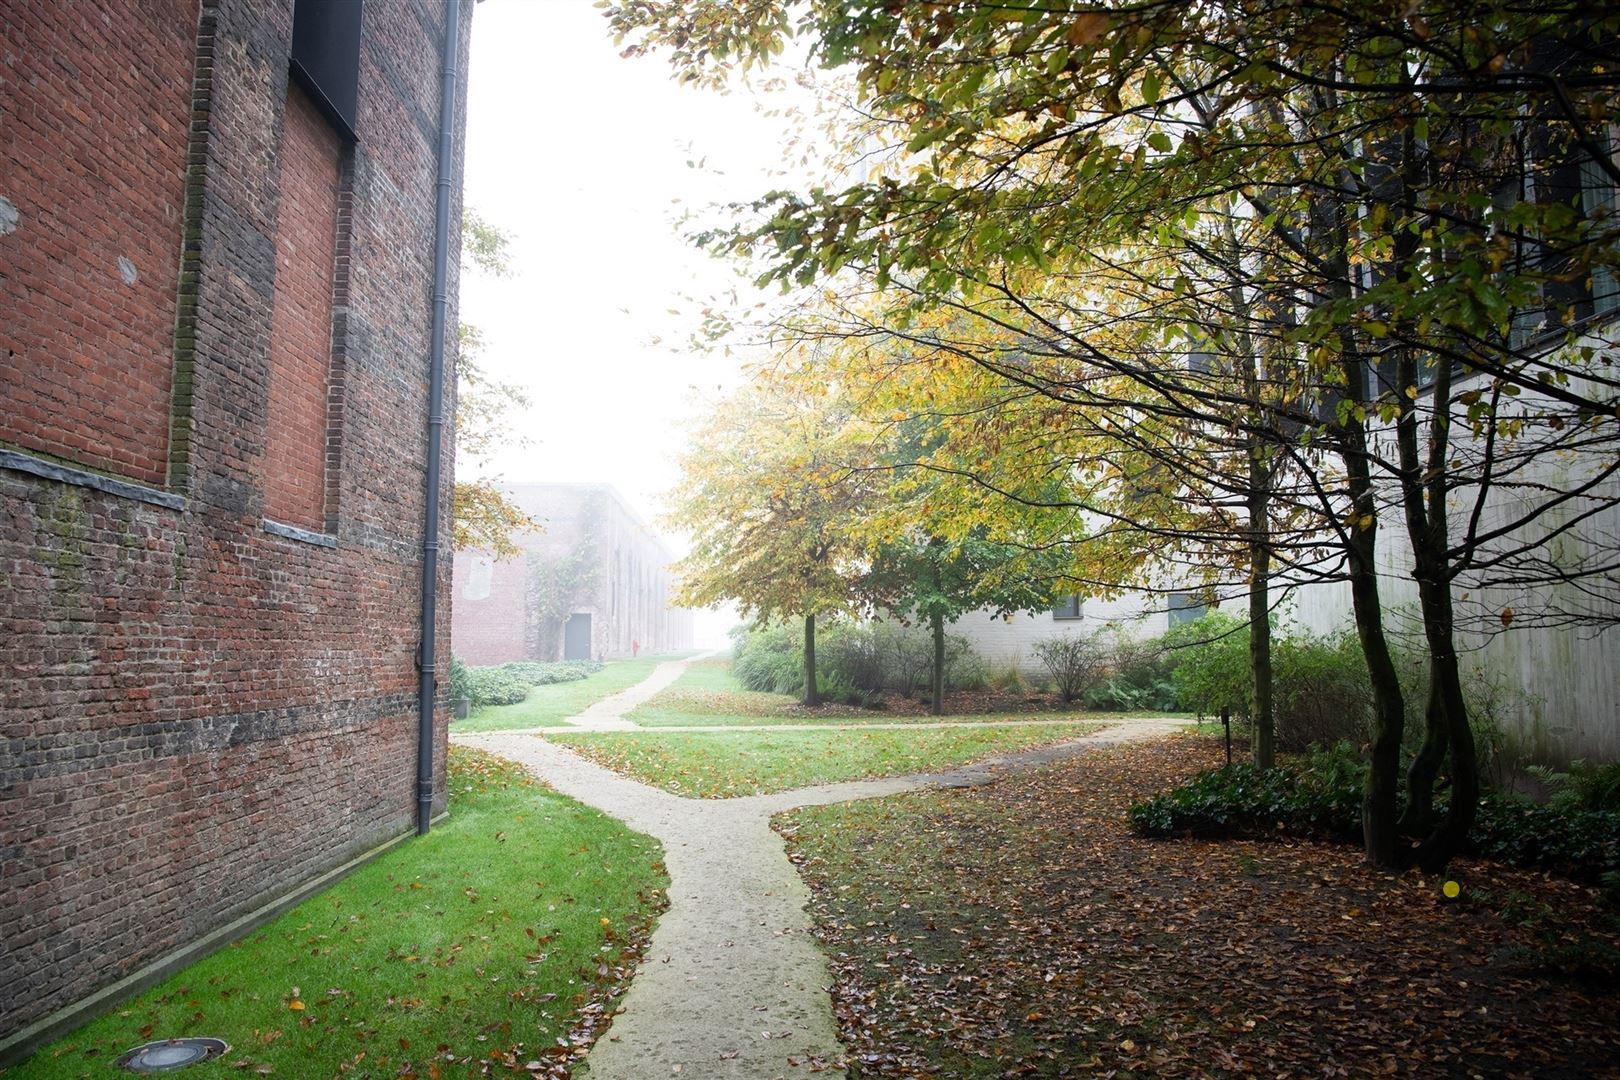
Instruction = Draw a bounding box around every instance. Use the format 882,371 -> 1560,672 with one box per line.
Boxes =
115,1038 -> 229,1072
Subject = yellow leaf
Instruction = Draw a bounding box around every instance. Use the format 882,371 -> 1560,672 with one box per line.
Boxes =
288,1001 -> 305,1012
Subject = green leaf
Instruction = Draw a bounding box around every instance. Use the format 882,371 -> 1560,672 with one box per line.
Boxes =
1142,70 -> 1161,106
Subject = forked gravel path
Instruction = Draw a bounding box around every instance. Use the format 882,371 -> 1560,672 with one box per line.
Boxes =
563,651 -> 719,731
457,683 -> 1182,1078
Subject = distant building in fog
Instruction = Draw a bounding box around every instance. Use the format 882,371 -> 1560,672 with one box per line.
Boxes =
452,483 -> 694,664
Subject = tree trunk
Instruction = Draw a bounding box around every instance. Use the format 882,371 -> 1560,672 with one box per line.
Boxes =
1248,451 -> 1275,770
1398,678 -> 1447,835
1414,578 -> 1478,872
802,612 -> 819,707
1308,168 -> 1407,869
930,610 -> 945,716
1333,349 -> 1406,867
1348,515 -> 1408,869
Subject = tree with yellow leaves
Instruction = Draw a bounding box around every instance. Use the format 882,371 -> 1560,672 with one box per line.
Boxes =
666,370 -> 878,706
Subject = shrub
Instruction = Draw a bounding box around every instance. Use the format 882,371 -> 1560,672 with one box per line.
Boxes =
876,622 -> 934,697
732,622 -> 806,695
1164,615 -> 1373,746
1128,750 -> 1620,885
947,644 -> 987,691
988,664 -> 1032,694
466,666 -> 530,707
1084,627 -> 1178,711
818,622 -> 884,698
501,659 -> 603,685
731,619 -> 984,703
1164,612 -> 1251,718
1032,632 -> 1109,704
1528,760 -> 1620,813
1271,631 -> 1371,751
448,655 -> 472,703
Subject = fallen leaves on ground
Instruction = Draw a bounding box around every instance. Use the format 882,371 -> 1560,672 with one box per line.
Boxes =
778,740 -> 1620,1078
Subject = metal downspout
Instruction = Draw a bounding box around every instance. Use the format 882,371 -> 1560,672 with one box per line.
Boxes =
417,0 -> 461,835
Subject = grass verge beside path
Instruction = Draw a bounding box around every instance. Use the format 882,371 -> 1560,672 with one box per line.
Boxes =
545,724 -> 1101,798
456,654 -> 689,732
17,748 -> 667,1080
777,739 -> 1620,1078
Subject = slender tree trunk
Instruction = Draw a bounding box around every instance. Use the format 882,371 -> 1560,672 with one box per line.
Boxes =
1346,503 -> 1408,869
1414,577 -> 1478,872
1332,341 -> 1406,868
930,610 -> 945,716
1219,206 -> 1277,771
1308,163 -> 1407,868
1248,451 -> 1275,769
802,612 -> 819,707
1400,678 -> 1447,834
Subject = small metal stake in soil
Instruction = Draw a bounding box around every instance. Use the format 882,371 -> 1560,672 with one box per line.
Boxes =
116,1038 -> 229,1073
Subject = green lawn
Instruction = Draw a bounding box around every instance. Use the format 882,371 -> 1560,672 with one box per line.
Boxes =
16,748 -> 667,1080
454,654 -> 691,732
545,724 -> 1102,798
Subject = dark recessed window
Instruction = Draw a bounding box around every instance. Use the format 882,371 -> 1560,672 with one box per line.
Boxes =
291,0 -> 363,140
1051,595 -> 1083,620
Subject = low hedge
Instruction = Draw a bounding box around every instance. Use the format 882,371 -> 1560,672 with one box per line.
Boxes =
1129,753 -> 1620,885
463,660 -> 609,709
501,659 -> 604,685
460,659 -> 605,708
465,667 -> 531,707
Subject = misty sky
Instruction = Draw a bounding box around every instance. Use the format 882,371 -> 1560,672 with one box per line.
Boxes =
461,0 -> 818,535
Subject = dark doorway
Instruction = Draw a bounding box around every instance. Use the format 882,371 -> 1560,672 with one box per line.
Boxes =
564,613 -> 592,660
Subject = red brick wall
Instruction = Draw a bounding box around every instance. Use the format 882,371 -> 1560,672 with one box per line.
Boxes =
452,550 -> 530,665
0,0 -> 471,1050
263,81 -> 341,531
0,0 -> 196,485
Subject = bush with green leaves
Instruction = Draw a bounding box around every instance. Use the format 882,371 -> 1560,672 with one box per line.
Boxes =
1163,613 -> 1252,718
448,655 -> 472,703
460,659 -> 605,709
501,659 -> 604,685
1528,760 -> 1620,813
1084,627 -> 1178,711
732,622 -> 807,695
730,619 -> 982,704
1129,746 -> 1619,885
1163,615 -> 1372,749
465,666 -> 531,707
1271,631 -> 1372,751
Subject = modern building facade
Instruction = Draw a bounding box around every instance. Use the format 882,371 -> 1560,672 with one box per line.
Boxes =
453,483 -> 695,665
0,0 -> 469,1055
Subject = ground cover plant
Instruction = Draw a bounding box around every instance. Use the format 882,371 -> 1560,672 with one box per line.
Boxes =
15,748 -> 668,1080
544,724 -> 1101,798
1131,749 -> 1620,887
777,739 -> 1620,1078
452,655 -> 681,732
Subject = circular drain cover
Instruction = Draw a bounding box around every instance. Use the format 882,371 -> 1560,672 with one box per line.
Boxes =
116,1038 -> 229,1072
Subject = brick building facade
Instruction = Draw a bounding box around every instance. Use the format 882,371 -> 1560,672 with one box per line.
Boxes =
453,484 -> 695,665
0,0 -> 469,1053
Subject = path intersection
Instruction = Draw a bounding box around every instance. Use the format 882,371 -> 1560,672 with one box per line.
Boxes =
455,655 -> 1183,1079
